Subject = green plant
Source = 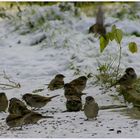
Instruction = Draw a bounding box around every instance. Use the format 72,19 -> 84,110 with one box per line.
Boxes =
95,56 -> 120,87
100,25 -> 138,81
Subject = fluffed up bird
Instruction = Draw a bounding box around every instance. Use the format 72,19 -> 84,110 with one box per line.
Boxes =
22,93 -> 59,109
89,6 -> 106,36
64,83 -> 86,100
48,74 -> 65,91
8,98 -> 31,115
66,96 -> 82,112
0,92 -> 8,112
69,76 -> 87,92
111,67 -> 137,89
84,96 -> 99,120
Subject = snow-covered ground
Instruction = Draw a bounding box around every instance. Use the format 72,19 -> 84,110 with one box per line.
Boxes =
0,3 -> 140,138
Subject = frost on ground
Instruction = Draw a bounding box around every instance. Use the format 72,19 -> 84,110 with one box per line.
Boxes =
0,2 -> 140,138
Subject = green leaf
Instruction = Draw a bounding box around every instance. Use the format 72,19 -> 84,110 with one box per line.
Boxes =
111,25 -> 116,32
107,32 -> 114,41
100,36 -> 109,53
128,42 -> 138,53
114,29 -> 123,44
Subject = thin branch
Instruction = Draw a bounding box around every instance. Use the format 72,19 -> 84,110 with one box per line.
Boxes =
3,70 -> 17,85
0,70 -> 21,90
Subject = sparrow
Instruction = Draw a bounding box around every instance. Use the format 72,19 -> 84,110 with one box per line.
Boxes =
84,96 -> 99,120
111,67 -> 137,88
48,74 -> 65,90
6,114 -> 26,129
69,76 -> 87,92
66,96 -> 82,112
0,92 -> 8,112
64,83 -> 86,100
89,6 -> 106,36
8,98 -> 31,115
22,93 -> 59,109
6,112 -> 53,129
23,111 -> 53,124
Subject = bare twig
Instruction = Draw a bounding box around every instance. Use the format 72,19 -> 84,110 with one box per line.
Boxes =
0,70 -> 21,90
3,70 -> 18,85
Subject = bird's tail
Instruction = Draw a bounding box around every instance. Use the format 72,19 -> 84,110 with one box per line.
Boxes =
42,115 -> 54,118
49,95 -> 59,100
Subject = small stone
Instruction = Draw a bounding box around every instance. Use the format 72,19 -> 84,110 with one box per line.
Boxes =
80,122 -> 83,125
117,130 -> 121,134
17,40 -> 21,44
109,128 -> 114,131
84,129 -> 87,131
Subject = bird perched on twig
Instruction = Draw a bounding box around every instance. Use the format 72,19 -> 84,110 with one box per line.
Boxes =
69,76 -> 87,92
64,83 -> 86,100
48,74 -> 65,91
84,96 -> 99,120
6,111 -> 53,129
8,98 -> 31,115
111,67 -> 137,89
89,6 -> 106,36
0,92 -> 8,112
66,96 -> 82,112
22,93 -> 59,109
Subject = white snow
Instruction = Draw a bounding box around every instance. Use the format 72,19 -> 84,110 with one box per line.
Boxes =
0,3 -> 140,138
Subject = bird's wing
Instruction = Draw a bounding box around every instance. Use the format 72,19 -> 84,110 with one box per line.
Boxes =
31,95 -> 48,102
94,103 -> 99,112
48,79 -> 55,88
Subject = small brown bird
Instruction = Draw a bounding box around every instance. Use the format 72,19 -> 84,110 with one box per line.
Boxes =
84,96 -> 99,120
6,112 -> 53,129
69,76 -> 87,92
64,83 -> 86,100
6,114 -> 26,129
89,6 -> 106,36
0,92 -> 8,112
48,74 -> 65,91
8,98 -> 31,115
22,93 -> 59,109
111,67 -> 137,89
24,111 -> 53,124
66,96 -> 82,112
